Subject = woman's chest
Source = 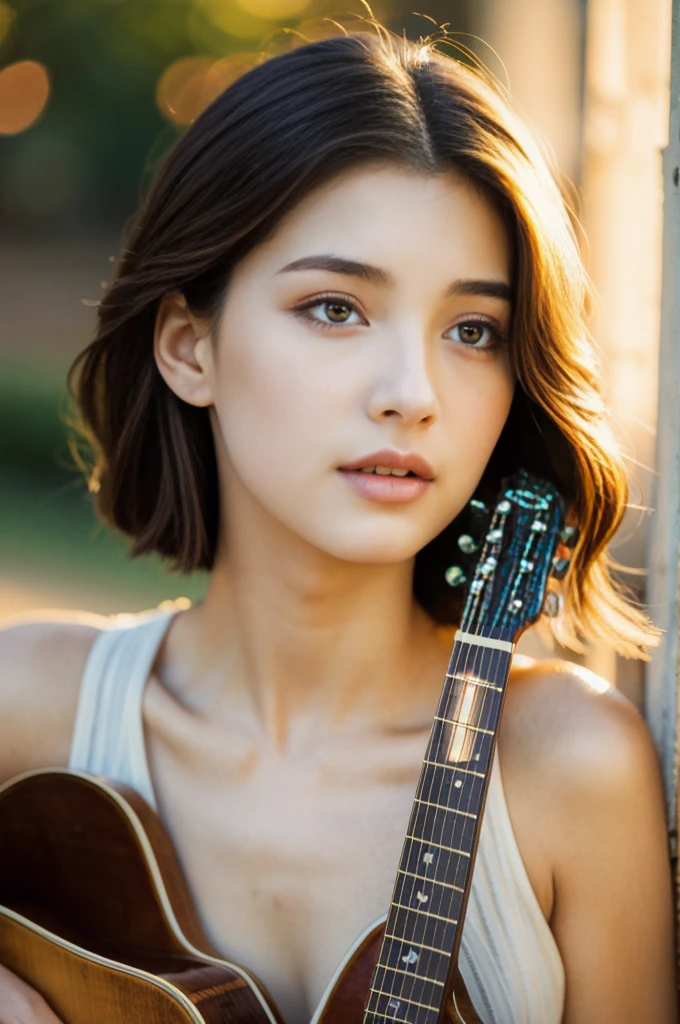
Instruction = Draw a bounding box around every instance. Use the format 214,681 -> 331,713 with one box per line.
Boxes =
146,713 -> 431,1023
143,681 -> 554,1024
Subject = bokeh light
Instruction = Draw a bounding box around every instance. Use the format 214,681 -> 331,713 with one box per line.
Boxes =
0,1 -> 15,47
236,0 -> 310,21
0,60 -> 50,135
156,52 -> 258,126
193,0 -> 276,40
156,56 -> 215,126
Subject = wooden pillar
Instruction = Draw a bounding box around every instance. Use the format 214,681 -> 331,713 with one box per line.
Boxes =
580,0 -> 671,707
647,0 -> 680,857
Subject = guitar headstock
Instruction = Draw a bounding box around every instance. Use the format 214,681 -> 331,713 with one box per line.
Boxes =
445,469 -> 576,640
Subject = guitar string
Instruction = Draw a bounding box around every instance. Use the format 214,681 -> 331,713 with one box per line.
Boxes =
372,486 -> 555,1023
441,490 -> 557,1023
446,627 -> 502,1024
371,618 -> 479,1023
440,487 -> 559,1023
380,514 -> 512,1024
422,618 -> 497,1024
402,494 -> 513,1023
409,626 -> 485,1024
395,621 -> 488,1024
370,622 -> 469,1022
412,489 -> 549,1023
391,627 -> 481,1024
420,501 -> 516,1024
420,621 -> 496,1024
413,626 -> 484,1024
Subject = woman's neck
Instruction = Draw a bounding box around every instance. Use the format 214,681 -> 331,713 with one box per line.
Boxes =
167,545 -> 448,752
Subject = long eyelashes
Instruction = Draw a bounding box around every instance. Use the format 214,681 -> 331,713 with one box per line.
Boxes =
290,292 -> 509,354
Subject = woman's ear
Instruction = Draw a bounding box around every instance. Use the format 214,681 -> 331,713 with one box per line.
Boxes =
154,292 -> 214,408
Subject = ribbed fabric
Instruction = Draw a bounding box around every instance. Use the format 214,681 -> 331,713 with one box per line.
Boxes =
68,603 -> 565,1024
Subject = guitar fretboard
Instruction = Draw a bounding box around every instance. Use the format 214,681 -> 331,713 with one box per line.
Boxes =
363,625 -> 515,1024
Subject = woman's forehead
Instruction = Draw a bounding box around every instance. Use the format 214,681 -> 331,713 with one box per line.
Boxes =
242,166 -> 513,286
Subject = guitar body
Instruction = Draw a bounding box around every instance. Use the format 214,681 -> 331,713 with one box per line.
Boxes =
0,770 -> 480,1024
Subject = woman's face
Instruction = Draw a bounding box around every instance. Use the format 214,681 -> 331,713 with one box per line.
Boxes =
206,164 -> 515,565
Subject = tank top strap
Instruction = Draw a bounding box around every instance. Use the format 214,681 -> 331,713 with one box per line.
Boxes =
458,745 -> 565,1022
68,606 -> 181,811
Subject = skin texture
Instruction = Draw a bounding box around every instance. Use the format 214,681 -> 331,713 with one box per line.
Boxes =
0,165 -> 676,1023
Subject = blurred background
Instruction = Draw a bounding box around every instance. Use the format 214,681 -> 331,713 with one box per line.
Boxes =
0,0 -> 672,710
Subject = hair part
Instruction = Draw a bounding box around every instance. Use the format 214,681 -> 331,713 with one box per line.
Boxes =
65,22 -> 661,660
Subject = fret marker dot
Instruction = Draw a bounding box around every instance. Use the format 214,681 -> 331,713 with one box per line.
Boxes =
388,999 -> 402,1011
416,890 -> 429,904
402,949 -> 419,965
454,779 -> 463,788
422,852 -> 435,865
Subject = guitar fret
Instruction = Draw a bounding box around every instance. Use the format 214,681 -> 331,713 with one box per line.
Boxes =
383,930 -> 451,956
367,626 -> 516,1024
404,833 -> 470,857
421,758 -> 485,779
397,867 -> 464,894
390,900 -> 458,924
372,964 -> 445,988
379,1014 -> 430,1024
413,796 -> 477,819
368,989 -> 441,1013
445,672 -> 503,693
433,716 -> 494,736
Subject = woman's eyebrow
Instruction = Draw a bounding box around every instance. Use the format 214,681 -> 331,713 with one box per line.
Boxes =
276,254 -> 511,301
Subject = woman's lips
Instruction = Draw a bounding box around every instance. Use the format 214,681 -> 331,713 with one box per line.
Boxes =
337,469 -> 432,503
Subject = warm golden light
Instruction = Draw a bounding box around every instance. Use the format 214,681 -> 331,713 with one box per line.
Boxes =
0,60 -> 50,135
294,12 -> 388,42
0,1 -> 15,47
446,679 -> 480,764
236,0 -> 310,23
193,0 -> 275,40
156,56 -> 215,127
156,53 -> 258,126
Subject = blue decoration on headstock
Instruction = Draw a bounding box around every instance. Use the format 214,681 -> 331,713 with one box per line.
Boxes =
458,469 -> 568,638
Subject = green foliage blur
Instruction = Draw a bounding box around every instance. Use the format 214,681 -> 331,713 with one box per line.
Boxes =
0,0 -> 214,231
0,0 -> 471,610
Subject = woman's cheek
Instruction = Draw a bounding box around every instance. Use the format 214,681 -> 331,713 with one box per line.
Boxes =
214,356 -> 335,505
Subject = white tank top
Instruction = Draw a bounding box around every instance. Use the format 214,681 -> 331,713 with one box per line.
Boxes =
68,602 -> 565,1024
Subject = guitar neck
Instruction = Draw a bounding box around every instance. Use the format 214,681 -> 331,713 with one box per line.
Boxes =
364,625 -> 515,1024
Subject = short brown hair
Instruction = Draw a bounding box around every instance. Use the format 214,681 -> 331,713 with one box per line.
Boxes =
65,24 -> 661,660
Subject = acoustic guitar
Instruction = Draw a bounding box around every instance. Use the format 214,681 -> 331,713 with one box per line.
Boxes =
0,468 -> 574,1023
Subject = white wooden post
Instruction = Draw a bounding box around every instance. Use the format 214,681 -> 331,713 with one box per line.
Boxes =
646,0 -> 680,848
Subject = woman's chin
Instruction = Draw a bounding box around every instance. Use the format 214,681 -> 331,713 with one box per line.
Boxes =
313,531 -> 429,567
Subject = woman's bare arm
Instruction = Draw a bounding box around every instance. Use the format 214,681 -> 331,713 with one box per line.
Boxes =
540,671 -> 679,1022
0,614 -> 104,782
0,616 -> 104,1022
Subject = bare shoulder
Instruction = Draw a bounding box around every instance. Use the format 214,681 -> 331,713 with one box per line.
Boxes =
503,663 -> 676,1020
0,608 -> 111,784
503,655 -> 660,798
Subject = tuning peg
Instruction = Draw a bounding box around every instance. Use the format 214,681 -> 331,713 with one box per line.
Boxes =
542,590 -> 563,617
551,556 -> 570,580
560,524 -> 579,548
457,534 -> 478,554
445,565 -> 467,587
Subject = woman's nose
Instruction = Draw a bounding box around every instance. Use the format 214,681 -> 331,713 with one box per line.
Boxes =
366,333 -> 440,427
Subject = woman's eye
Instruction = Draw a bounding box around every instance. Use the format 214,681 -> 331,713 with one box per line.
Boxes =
293,295 -> 364,330
449,319 -> 506,353
292,297 -> 507,353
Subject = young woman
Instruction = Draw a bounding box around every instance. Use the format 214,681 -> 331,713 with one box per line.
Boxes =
0,23 -> 676,1024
